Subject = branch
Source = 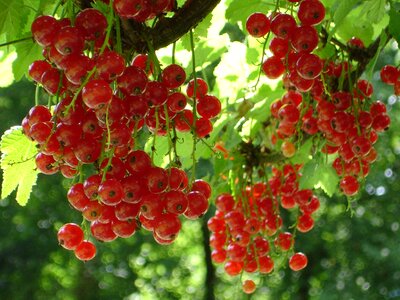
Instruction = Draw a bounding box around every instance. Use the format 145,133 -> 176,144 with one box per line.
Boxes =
119,0 -> 221,53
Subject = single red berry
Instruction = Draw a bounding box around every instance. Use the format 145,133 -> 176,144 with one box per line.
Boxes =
54,26 -> 85,55
67,183 -> 91,211
296,53 -> 323,80
31,15 -> 60,47
153,212 -> 182,240
161,64 -> 186,89
111,219 -> 137,238
96,50 -> 126,81
298,0 -> 326,26
91,220 -> 118,242
113,0 -> 142,18
242,279 -> 257,294
274,232 -> 293,251
57,223 -> 84,250
74,240 -> 96,261
197,95 -> 221,119
347,37 -> 365,49
289,252 -> 308,271
147,167 -> 169,194
215,193 -> 235,213
98,178 -> 124,206
291,25 -> 319,53
82,79 -> 113,109
224,260 -> 243,276
340,175 -> 359,196
195,118 -> 213,138
75,8 -> 108,41
262,56 -> 285,79
184,191 -> 209,219
186,78 -> 208,99
297,214 -> 314,232
380,65 -> 399,85
258,255 -> 274,274
270,13 -> 296,39
246,12 -> 270,38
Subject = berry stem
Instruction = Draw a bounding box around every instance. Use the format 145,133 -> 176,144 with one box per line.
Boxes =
65,66 -> 97,114
35,84 -> 40,107
189,29 -> 198,184
99,0 -> 115,55
51,0 -> 63,16
163,104 -> 174,166
172,42 -> 176,65
0,37 -> 32,48
115,12 -> 123,55
151,107 -> 160,163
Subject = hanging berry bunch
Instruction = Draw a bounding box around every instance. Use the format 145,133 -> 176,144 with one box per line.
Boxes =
23,2 -> 221,261
208,0 -> 392,294
245,0 -> 390,198
209,163 -> 320,290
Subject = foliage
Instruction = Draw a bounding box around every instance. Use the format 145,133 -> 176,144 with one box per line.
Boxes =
0,0 -> 399,299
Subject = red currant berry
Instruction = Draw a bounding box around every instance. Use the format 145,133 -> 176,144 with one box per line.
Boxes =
246,12 -> 270,38
74,240 -> 96,261
289,252 -> 308,271
57,223 -> 84,250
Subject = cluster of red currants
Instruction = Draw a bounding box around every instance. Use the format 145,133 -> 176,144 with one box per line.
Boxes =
208,164 -> 318,291
23,6 -> 220,260
246,0 -> 390,197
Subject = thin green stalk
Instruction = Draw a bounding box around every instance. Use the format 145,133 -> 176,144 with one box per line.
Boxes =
115,14 -> 123,54
64,67 -> 97,114
35,84 -> 40,106
151,107 -> 160,163
51,0 -> 64,16
0,37 -> 32,48
172,42 -> 176,65
99,1 -> 116,55
189,29 -> 198,184
163,104 -> 174,166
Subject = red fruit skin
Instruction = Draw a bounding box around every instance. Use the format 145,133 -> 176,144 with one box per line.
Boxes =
153,213 -> 182,240
184,191 -> 209,219
291,25 -> 319,53
246,12 -> 270,38
298,0 -> 326,26
57,223 -> 84,250
289,252 -> 308,271
380,65 -> 399,85
74,240 -> 96,261
91,220 -> 118,242
31,15 -> 60,47
262,56 -> 285,79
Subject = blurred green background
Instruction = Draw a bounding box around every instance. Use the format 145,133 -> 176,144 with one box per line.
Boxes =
1,45 -> 400,300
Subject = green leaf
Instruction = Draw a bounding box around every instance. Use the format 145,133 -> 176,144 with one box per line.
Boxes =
332,0 -> 359,25
365,30 -> 388,79
336,14 -> 374,46
12,40 -> 42,81
0,0 -> 25,39
226,0 -> 272,26
328,0 -> 359,40
290,139 -> 313,165
1,126 -> 39,206
389,4 -> 400,45
180,13 -> 213,51
144,135 -> 170,168
359,0 -> 386,24
299,156 -> 339,197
